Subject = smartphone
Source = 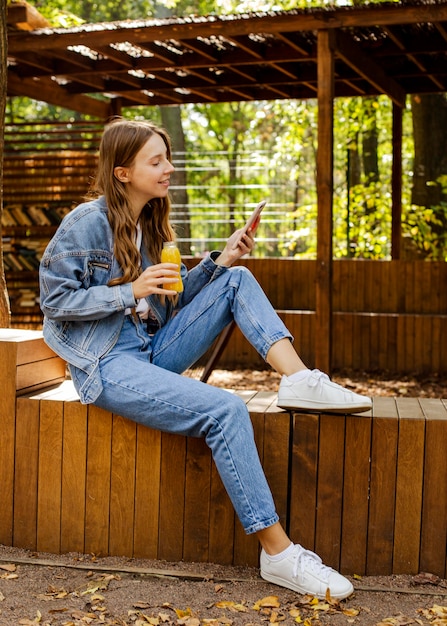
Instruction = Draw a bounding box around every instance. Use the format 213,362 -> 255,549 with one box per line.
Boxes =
243,200 -> 267,235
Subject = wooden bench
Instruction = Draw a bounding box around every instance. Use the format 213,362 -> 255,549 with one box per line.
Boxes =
1,330 -> 446,577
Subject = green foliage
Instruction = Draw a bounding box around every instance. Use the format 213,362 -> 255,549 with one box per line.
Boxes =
402,175 -> 447,261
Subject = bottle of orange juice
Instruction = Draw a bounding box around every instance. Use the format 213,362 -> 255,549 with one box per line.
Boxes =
161,241 -> 183,293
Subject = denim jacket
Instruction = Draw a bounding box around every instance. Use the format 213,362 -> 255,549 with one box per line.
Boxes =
39,195 -> 228,403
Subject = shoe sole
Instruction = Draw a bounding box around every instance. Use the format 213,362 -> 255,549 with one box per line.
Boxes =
277,401 -> 371,414
260,569 -> 354,600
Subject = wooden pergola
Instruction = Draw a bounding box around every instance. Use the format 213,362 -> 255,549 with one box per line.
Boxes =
6,0 -> 447,371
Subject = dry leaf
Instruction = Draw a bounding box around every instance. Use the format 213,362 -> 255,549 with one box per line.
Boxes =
175,607 -> 193,618
253,596 -> 281,610
0,563 -> 17,572
215,601 -> 247,613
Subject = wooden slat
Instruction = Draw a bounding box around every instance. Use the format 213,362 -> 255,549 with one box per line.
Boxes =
61,401 -> 88,554
289,412 -> 319,550
0,341 -> 17,545
158,432 -> 186,561
183,437 -> 212,562
133,425 -> 162,559
17,356 -> 66,394
233,410 -> 264,567
85,405 -> 113,556
367,398 -> 399,575
419,398 -> 447,577
315,413 -> 345,570
340,414 -> 372,575
209,457 -> 235,565
393,398 -> 425,574
37,399 -> 63,553
14,397 -> 40,549
109,415 -> 137,556
263,408 -> 291,526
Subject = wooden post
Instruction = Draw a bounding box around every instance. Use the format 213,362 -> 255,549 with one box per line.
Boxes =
315,30 -> 335,373
391,102 -> 403,260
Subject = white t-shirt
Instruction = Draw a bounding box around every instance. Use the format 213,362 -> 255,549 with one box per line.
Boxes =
125,223 -> 150,319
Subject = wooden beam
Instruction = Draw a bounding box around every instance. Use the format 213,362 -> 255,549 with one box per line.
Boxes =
8,4 -> 447,54
7,1 -> 50,31
335,31 -> 406,108
315,29 -> 334,374
391,103 -> 403,260
6,73 -> 110,119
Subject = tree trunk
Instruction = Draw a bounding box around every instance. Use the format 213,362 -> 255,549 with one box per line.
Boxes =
160,106 -> 191,255
411,93 -> 447,206
0,0 -> 12,327
411,93 -> 447,258
362,98 -> 379,185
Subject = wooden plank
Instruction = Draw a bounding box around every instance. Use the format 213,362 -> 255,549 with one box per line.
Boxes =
431,316 -> 441,373
393,398 -> 425,574
369,313 -> 380,371
289,412 -> 319,550
263,409 -> 290,526
0,341 -> 17,545
14,397 -> 40,550
133,425 -> 162,559
16,356 -> 66,395
158,432 -> 186,561
37,399 -> 64,553
15,333 -> 57,364
61,401 -> 88,554
359,312 -> 371,372
109,415 -> 137,556
340,415 -> 372,575
315,413 -> 344,570
85,405 -> 113,556
396,315 -> 406,372
209,458 -> 235,565
419,399 -> 447,577
233,410 -> 264,567
183,437 -> 212,562
384,315 -> 397,372
367,398 -> 399,575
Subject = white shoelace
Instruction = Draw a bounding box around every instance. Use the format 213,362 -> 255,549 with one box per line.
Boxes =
292,545 -> 332,582
306,369 -> 330,388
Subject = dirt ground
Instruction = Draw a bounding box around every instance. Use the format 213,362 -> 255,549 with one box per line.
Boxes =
1,369 -> 447,626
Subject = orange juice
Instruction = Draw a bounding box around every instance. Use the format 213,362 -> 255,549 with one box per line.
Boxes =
161,241 -> 183,292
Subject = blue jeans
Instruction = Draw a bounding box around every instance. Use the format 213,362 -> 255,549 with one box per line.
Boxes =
71,266 -> 292,534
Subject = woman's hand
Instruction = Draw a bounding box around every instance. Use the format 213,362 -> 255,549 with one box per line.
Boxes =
215,229 -> 255,267
132,263 -> 180,299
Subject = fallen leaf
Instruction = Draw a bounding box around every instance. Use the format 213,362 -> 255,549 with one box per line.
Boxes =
215,601 -> 247,612
175,607 -> 193,618
0,563 -> 16,572
253,596 -> 281,610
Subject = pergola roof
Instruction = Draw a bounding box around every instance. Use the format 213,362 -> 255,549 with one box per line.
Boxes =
6,1 -> 447,118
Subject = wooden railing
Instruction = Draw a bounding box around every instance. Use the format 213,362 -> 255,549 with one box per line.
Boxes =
185,258 -> 447,375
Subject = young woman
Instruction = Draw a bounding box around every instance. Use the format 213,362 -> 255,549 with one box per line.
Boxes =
40,118 -> 371,601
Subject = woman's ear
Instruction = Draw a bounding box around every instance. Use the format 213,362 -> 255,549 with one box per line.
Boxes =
114,166 -> 129,183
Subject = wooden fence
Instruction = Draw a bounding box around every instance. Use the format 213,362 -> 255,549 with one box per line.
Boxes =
184,258 -> 447,375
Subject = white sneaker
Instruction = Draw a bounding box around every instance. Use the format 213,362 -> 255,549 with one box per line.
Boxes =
260,544 -> 354,600
277,369 -> 372,413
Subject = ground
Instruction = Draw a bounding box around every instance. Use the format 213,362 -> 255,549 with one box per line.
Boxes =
1,369 -> 446,626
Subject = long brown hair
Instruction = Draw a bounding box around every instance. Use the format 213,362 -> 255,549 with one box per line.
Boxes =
90,118 -> 176,286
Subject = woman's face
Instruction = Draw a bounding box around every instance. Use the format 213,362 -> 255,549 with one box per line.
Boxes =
115,132 -> 175,214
